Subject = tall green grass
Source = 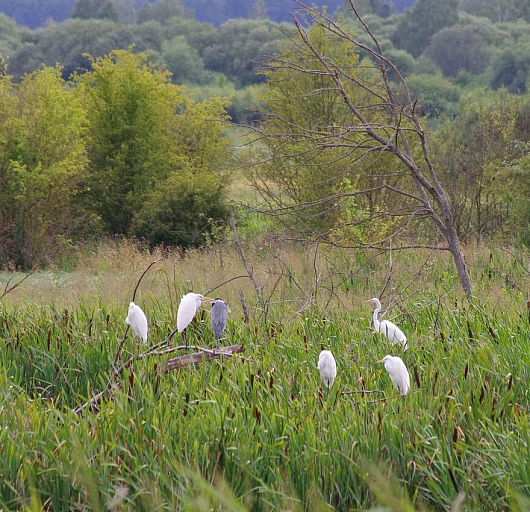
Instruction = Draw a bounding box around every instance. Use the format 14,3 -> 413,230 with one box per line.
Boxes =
0,242 -> 529,510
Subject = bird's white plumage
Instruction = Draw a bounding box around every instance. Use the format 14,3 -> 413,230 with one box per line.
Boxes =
379,355 -> 410,396
317,350 -> 337,388
177,293 -> 206,332
368,297 -> 408,350
126,302 -> 148,343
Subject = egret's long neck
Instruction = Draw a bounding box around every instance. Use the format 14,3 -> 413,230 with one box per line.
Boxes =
372,305 -> 381,330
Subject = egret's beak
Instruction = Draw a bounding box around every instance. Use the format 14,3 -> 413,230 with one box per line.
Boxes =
201,296 -> 214,302
376,358 -> 385,363
364,299 -> 372,303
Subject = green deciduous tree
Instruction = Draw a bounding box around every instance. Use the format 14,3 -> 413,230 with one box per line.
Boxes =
75,50 -> 181,235
9,19 -> 132,80
131,95 -> 232,248
159,36 -> 210,85
202,18 -> 292,86
131,171 -> 230,248
490,37 -> 530,94
249,19 -> 396,236
405,73 -> 461,118
136,0 -> 191,24
76,49 -> 231,248
392,0 -> 459,58
431,91 -> 523,241
0,66 -> 88,267
71,0 -> 119,21
509,145 -> 530,244
426,24 -> 492,77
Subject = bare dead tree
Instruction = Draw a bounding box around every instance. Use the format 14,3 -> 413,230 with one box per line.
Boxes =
245,0 -> 472,297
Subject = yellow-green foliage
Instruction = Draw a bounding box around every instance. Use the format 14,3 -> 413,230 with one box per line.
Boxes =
249,21 -> 369,233
0,65 -> 88,267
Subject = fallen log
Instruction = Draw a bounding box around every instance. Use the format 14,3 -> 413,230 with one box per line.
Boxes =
74,344 -> 245,415
165,344 -> 245,372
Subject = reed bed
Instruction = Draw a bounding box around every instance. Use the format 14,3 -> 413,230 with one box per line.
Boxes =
0,240 -> 529,510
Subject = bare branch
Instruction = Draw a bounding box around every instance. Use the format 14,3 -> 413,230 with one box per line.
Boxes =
0,268 -> 36,300
165,344 -> 245,372
244,1 -> 473,296
75,343 -> 245,415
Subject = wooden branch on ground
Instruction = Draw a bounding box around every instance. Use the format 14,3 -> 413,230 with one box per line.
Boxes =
165,344 -> 245,372
74,344 -> 245,415
341,389 -> 384,395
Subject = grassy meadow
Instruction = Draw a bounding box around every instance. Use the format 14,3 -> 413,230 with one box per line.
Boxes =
1,239 -> 530,510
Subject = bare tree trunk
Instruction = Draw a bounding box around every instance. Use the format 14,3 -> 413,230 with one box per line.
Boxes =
445,216 -> 473,297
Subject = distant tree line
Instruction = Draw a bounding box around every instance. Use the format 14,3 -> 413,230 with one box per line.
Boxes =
0,0 -> 529,107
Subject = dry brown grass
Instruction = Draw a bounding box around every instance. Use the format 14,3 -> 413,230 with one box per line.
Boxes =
1,239 -> 529,323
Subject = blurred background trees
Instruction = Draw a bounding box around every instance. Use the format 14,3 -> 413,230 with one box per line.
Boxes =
2,0 -> 530,267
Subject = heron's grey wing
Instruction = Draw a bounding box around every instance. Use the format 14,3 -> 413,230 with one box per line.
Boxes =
212,303 -> 229,339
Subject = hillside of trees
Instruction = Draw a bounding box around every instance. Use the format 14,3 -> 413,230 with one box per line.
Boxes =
0,0 -> 417,29
1,0 -> 530,269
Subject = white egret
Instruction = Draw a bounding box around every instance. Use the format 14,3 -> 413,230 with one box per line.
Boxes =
211,298 -> 230,341
177,293 -> 213,346
317,350 -> 337,389
125,302 -> 148,343
378,355 -> 410,396
366,297 -> 408,350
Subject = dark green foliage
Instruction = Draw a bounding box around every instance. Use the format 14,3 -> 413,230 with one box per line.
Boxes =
392,0 -> 458,57
202,19 -> 293,87
9,18 -> 135,79
136,0 -> 192,24
490,41 -> 530,94
131,172 -> 230,249
160,35 -> 211,85
405,73 -> 460,118
427,24 -> 491,77
71,0 -> 119,21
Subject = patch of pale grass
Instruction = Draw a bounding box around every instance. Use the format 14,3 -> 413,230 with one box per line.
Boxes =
1,239 -> 529,327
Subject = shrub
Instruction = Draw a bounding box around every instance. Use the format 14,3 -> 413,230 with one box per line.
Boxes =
131,171 -> 230,249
